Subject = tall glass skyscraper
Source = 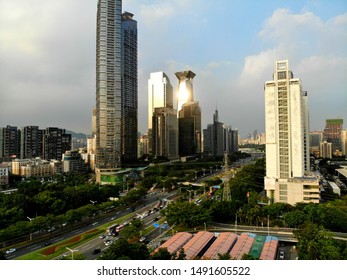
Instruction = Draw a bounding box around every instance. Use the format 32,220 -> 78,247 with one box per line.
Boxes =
175,70 -> 195,114
121,12 -> 138,163
95,0 -> 137,171
148,72 -> 173,130
96,0 -> 122,169
147,72 -> 173,155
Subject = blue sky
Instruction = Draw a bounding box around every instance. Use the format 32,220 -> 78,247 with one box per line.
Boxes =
0,0 -> 346,137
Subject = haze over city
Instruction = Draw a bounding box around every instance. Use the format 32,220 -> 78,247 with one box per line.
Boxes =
0,0 -> 346,137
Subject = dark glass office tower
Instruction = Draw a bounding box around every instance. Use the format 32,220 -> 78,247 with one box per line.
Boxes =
121,12 -> 137,163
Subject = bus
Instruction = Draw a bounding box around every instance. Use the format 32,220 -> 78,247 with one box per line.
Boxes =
106,224 -> 119,236
115,224 -> 125,232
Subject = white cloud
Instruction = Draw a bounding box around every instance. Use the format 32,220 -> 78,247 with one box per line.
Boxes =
238,50 -> 274,88
236,8 -> 347,133
258,9 -> 347,58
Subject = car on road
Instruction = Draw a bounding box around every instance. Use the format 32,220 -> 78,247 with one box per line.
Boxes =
92,248 -> 101,254
104,239 -> 113,246
43,241 -> 52,247
99,234 -> 106,239
279,250 -> 285,259
139,236 -> 147,243
91,222 -> 99,226
110,216 -> 116,221
195,199 -> 202,204
6,248 -> 16,254
47,226 -> 56,232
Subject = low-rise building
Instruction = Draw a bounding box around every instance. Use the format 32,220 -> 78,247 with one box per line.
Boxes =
12,158 -> 54,178
0,164 -> 9,186
62,150 -> 87,173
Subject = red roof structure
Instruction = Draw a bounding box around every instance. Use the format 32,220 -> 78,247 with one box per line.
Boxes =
182,231 -> 215,260
229,232 -> 256,260
154,232 -> 193,255
259,236 -> 279,260
201,232 -> 238,260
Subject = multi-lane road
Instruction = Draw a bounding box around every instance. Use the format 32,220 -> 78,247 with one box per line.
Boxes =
6,190 -> 176,260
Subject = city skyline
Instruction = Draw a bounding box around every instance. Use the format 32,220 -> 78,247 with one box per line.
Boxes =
0,0 -> 346,137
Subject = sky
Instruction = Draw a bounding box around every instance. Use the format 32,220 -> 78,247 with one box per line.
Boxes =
0,0 -> 346,138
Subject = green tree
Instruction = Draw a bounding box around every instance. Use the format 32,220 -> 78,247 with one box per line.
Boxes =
121,220 -> 143,241
164,201 -> 211,228
206,200 -> 237,223
151,248 -> 173,260
98,238 -> 150,260
319,204 -> 347,232
293,222 -> 341,260
241,253 -> 257,260
283,210 -> 307,228
175,248 -> 186,260
217,252 -> 231,260
0,250 -> 6,260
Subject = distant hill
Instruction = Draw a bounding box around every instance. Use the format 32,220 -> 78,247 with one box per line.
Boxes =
66,130 -> 88,139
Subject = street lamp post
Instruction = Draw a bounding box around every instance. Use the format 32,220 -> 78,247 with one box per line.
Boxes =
190,190 -> 193,202
27,216 -> 34,241
66,247 -> 78,260
204,222 -> 206,231
235,213 -> 237,234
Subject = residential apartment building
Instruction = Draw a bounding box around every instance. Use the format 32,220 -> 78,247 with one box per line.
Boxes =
320,141 -> 332,159
43,127 -> 71,161
0,125 -> 21,159
20,126 -> 43,159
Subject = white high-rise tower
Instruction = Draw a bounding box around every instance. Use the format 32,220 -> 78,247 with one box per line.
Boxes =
264,60 -> 319,205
